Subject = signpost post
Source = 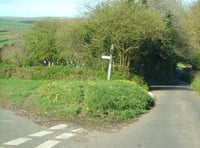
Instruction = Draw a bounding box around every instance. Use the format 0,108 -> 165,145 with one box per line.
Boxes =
101,44 -> 114,81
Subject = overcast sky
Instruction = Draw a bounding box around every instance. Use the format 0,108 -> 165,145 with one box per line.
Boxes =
0,0 -> 197,18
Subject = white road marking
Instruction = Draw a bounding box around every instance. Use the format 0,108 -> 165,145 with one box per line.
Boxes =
4,138 -> 32,146
35,140 -> 60,148
71,128 -> 83,133
29,131 -> 53,137
50,124 -> 68,130
55,133 -> 75,139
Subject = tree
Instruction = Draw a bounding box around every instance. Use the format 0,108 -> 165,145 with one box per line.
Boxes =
186,1 -> 200,53
55,18 -> 86,66
184,0 -> 200,69
24,19 -> 60,66
149,0 -> 190,59
78,0 -> 176,82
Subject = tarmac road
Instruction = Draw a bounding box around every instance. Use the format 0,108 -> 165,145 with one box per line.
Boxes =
78,84 -> 200,148
1,83 -> 200,148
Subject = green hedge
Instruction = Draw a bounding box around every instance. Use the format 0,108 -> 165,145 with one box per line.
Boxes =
0,66 -> 127,80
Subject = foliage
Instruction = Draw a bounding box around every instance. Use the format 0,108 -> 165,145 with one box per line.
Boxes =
24,19 -> 61,66
2,0 -> 200,84
129,74 -> 148,90
183,1 -> 200,69
77,0 -> 176,82
55,18 -> 86,62
185,1 -> 200,52
191,72 -> 200,94
0,79 -> 153,121
143,0 -> 196,81
0,65 -> 129,81
2,0 -> 200,125
21,0 -> 178,83
23,18 -> 87,67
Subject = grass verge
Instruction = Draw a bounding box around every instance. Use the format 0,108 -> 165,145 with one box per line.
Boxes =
0,79 -> 43,106
0,79 -> 153,124
191,72 -> 200,94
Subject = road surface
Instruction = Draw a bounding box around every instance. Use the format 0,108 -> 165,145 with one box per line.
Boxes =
1,83 -> 200,148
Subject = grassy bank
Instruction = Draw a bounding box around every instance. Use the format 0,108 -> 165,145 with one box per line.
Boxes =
0,79 -> 153,122
191,72 -> 200,94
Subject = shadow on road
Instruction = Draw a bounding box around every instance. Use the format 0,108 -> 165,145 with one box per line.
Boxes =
150,85 -> 193,91
149,81 -> 193,91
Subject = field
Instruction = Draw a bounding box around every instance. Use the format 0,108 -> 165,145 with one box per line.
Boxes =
0,18 -> 33,48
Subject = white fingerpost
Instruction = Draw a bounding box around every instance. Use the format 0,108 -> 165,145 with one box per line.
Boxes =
107,54 -> 112,81
101,44 -> 114,81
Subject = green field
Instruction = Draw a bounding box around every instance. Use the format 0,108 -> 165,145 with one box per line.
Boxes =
0,18 -> 33,48
0,18 -> 30,30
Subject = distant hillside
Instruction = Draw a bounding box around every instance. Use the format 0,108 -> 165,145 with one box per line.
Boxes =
0,17 -> 71,49
0,18 -> 33,30
0,18 -> 34,48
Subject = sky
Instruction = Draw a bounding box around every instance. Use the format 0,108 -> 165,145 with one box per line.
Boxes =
0,0 -> 197,18
0,0 -> 105,17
